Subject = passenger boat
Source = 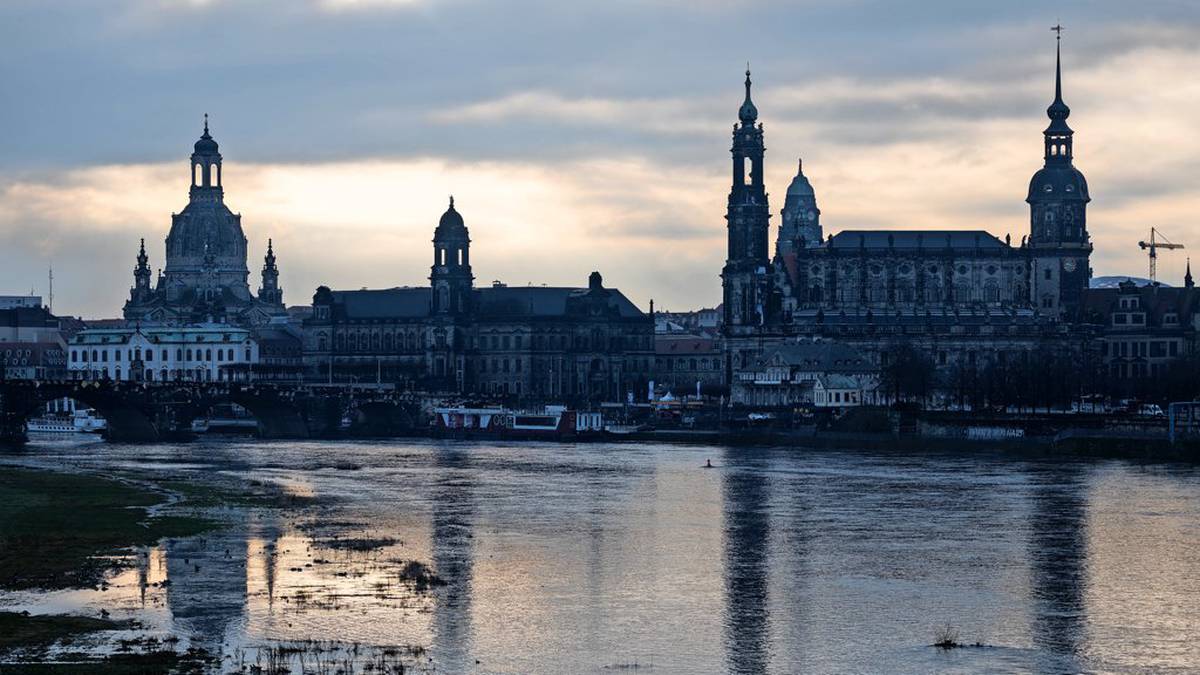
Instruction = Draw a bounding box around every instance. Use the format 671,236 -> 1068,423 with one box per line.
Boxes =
432,406 -> 604,440
26,409 -> 107,435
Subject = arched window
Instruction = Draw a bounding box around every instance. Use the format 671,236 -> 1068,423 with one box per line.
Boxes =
227,348 -> 234,361
115,367 -> 122,380
186,348 -> 193,361
211,163 -> 220,186
192,163 -> 200,186
205,348 -> 212,361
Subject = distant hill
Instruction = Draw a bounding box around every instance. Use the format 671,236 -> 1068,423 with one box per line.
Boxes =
1090,276 -> 1166,289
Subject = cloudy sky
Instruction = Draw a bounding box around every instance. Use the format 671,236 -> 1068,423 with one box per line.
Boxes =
2,0 -> 1198,318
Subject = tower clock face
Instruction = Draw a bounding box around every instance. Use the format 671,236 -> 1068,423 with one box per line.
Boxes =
1063,259 -> 1077,273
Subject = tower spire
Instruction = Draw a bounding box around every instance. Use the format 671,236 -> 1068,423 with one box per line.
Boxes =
1187,258 -> 1194,288
738,65 -> 758,124
203,112 -> 209,136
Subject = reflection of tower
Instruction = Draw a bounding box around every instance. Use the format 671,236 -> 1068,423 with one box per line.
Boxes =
1027,463 -> 1089,657
164,514 -> 250,648
430,445 -> 475,671
722,457 -> 772,674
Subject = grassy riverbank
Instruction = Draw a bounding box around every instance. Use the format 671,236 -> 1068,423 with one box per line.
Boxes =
0,467 -> 214,590
0,466 -> 220,671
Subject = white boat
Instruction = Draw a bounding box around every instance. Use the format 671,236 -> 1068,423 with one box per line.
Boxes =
27,409 -> 106,435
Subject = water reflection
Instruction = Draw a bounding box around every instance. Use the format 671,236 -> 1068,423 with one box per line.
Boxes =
430,444 -> 476,671
1027,462 -> 1089,659
165,514 -> 250,647
8,440 -> 1200,674
722,452 -> 772,674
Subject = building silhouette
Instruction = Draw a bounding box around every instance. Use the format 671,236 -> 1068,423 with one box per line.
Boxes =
722,39 -> 1097,389
302,199 -> 654,401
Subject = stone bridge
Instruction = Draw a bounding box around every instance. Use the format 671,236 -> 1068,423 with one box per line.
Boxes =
0,380 -> 422,444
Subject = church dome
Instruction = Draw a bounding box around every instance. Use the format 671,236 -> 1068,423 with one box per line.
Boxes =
435,197 -> 468,238
1026,164 -> 1090,203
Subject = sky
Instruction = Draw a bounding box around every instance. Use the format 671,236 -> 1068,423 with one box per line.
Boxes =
2,0 -> 1199,318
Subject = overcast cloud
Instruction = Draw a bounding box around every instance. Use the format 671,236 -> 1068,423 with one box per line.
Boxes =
2,0 -> 1198,317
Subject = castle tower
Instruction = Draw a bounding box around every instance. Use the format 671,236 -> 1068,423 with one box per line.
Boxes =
777,158 -> 821,256
721,69 -> 772,330
430,197 -> 474,315
1026,33 -> 1092,319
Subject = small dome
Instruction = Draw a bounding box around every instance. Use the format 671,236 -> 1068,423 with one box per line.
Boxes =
786,159 -> 814,196
194,117 -> 219,155
435,196 -> 468,237
1026,165 -> 1090,203
738,69 -> 758,124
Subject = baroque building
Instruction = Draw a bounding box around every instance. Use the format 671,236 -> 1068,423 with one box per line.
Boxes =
302,199 -> 655,403
123,119 -> 287,327
722,39 -> 1094,392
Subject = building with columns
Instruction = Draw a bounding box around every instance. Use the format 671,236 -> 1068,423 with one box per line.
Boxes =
123,118 -> 287,327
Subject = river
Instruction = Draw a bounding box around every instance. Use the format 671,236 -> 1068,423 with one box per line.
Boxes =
3,437 -> 1200,674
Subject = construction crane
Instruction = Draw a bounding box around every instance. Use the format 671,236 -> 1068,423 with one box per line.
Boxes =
1138,228 -> 1184,284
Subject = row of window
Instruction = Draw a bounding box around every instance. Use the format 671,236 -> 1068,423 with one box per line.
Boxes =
1103,340 -> 1179,359
73,367 -> 227,382
805,285 -> 1014,304
330,331 -> 651,353
71,348 -> 249,364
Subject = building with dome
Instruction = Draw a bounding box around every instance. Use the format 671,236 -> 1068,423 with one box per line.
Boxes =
723,39 -> 1095,396
302,198 -> 655,402
122,118 -> 287,327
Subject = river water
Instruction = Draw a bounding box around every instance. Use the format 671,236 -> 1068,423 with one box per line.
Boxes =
3,438 -> 1200,674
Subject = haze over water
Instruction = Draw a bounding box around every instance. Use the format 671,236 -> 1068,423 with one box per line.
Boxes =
4,438 -> 1200,673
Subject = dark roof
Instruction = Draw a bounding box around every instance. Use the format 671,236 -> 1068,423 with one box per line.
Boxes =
334,288 -> 430,319
1081,285 -> 1200,326
826,230 -> 1008,251
475,286 -> 644,319
0,306 -> 59,328
655,336 -> 718,355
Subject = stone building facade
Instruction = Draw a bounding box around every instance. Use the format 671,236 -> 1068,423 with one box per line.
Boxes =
123,119 -> 286,327
302,200 -> 654,403
721,40 -> 1093,392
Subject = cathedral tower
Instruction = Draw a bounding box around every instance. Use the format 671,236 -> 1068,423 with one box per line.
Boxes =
430,197 -> 474,315
721,69 -> 772,330
1026,33 -> 1092,319
777,158 -> 821,256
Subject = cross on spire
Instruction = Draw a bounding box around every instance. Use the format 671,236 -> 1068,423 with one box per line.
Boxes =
203,113 -> 209,134
1051,23 -> 1064,39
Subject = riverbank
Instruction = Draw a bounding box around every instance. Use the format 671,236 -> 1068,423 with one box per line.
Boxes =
0,466 -> 220,671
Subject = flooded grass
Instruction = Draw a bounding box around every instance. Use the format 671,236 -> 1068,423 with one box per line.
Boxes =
0,612 -> 128,651
0,467 -> 218,591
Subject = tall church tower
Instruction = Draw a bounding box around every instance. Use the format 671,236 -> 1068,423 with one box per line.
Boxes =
721,69 -> 772,331
131,238 -> 152,302
258,239 -> 283,306
1027,33 -> 1091,319
430,197 -> 474,315
777,158 -> 821,256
